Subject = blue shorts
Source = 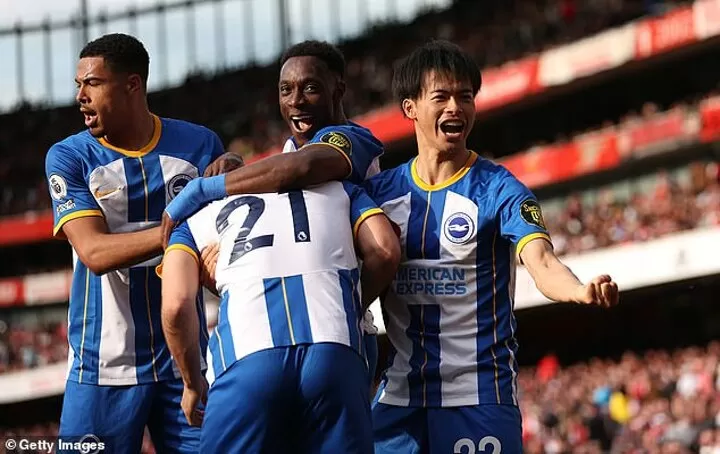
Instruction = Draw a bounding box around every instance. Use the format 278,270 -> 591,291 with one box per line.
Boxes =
372,400 -> 522,454
201,343 -> 373,454
59,377 -> 199,454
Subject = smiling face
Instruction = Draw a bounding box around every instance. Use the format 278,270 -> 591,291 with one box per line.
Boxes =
402,70 -> 476,154
75,56 -> 138,138
278,55 -> 344,146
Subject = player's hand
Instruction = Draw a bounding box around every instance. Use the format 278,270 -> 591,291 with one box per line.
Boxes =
204,153 -> 244,177
162,175 -> 228,248
200,243 -> 220,291
182,378 -> 209,427
574,275 -> 619,308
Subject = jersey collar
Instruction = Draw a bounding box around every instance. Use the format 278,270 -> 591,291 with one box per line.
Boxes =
411,151 -> 477,191
98,114 -> 162,158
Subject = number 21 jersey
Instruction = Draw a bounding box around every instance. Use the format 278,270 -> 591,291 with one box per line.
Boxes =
166,181 -> 383,383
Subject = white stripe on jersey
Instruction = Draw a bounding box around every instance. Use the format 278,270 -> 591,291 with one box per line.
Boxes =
98,271 -> 138,383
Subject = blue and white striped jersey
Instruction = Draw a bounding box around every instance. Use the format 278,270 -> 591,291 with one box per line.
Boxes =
363,152 -> 551,407
45,115 -> 223,385
166,181 -> 383,384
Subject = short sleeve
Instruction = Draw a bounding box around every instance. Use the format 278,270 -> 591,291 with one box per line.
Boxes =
309,125 -> 384,184
156,221 -> 200,277
494,173 -> 551,256
45,144 -> 103,237
342,182 -> 384,238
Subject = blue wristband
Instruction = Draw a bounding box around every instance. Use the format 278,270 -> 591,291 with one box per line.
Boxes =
200,175 -> 228,200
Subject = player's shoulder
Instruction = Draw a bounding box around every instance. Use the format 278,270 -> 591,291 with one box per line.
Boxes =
46,130 -> 100,172
363,159 -> 411,200
314,122 -> 382,148
469,153 -> 520,188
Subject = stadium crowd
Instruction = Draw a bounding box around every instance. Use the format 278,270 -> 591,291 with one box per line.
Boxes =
546,161 -> 720,257
520,342 -> 720,453
0,321 -> 67,373
0,0 -> 691,217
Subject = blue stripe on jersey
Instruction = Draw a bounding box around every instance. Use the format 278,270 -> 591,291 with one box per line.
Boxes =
288,191 -> 311,243
123,158 -> 148,223
476,229 -> 501,404
338,269 -> 361,353
140,154 -> 167,222
283,275 -> 313,345
208,328 -> 224,377
424,190 -> 447,259
129,267 -> 159,382
495,246 -> 518,405
69,261 -> 101,384
86,271 -> 102,384
405,192 -> 428,260
263,278 -> 294,346
217,291 -> 236,368
147,269 -> 172,379
405,190 -> 447,260
406,304 -> 442,406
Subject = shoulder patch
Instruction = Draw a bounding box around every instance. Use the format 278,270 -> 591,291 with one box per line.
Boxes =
320,131 -> 352,156
520,199 -> 547,230
49,174 -> 68,201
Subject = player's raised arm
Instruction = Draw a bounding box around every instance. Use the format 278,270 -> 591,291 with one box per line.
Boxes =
496,173 -> 619,307
159,222 -> 207,426
345,182 -> 401,307
46,144 -> 163,275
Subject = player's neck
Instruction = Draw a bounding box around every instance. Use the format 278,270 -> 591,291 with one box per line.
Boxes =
103,110 -> 155,151
414,146 -> 470,187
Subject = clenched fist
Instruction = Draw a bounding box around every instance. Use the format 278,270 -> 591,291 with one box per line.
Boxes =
574,275 -> 619,308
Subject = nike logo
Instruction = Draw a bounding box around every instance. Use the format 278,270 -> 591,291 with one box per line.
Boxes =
94,187 -> 122,198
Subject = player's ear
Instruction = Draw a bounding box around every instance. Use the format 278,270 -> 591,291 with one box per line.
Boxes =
126,74 -> 144,94
334,78 -> 346,102
336,78 -> 346,96
402,98 -> 417,120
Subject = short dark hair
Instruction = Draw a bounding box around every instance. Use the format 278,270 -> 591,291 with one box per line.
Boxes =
80,33 -> 150,85
392,40 -> 481,106
280,40 -> 345,78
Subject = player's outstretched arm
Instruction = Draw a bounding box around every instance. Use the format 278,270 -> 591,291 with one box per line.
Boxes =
162,145 -> 350,247
160,249 -> 207,427
520,238 -> 619,307
356,214 -> 401,309
62,217 -> 163,275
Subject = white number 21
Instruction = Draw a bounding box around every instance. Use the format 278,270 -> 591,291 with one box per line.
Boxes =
453,436 -> 502,454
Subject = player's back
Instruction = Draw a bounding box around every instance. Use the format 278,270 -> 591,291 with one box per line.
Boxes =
183,181 -> 371,382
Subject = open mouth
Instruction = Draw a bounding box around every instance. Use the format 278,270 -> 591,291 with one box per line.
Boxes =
439,120 -> 465,138
81,109 -> 98,128
290,115 -> 314,134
